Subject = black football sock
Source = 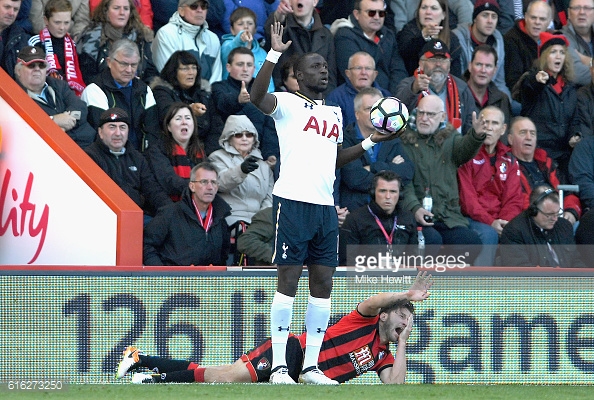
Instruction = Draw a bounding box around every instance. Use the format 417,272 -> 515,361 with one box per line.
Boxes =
138,355 -> 192,373
154,370 -> 196,383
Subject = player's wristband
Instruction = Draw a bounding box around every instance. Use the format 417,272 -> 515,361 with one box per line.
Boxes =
362,136 -> 376,151
266,49 -> 282,64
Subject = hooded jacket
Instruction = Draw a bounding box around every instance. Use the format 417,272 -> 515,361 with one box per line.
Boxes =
208,115 -> 274,226
152,12 -> 222,84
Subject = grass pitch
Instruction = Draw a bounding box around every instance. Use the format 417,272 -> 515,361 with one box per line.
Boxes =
2,384 -> 593,400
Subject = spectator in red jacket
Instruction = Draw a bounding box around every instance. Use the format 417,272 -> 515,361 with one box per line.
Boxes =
458,106 -> 523,266
508,116 -> 582,225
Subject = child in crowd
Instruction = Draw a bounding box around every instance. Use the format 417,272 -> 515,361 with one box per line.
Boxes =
220,7 -> 273,92
28,0 -> 86,96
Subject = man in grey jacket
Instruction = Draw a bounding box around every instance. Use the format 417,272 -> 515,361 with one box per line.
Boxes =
453,0 -> 511,99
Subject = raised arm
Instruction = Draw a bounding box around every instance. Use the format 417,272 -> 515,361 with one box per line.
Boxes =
250,22 -> 292,114
357,271 -> 433,317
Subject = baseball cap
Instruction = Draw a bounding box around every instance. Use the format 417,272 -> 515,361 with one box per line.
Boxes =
99,108 -> 130,127
179,0 -> 209,7
420,39 -> 451,59
473,0 -> 501,20
17,46 -> 47,66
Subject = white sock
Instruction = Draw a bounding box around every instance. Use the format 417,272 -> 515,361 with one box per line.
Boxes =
270,291 -> 294,369
302,296 -> 331,370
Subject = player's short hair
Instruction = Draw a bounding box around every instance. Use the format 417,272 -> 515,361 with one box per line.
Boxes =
380,299 -> 414,315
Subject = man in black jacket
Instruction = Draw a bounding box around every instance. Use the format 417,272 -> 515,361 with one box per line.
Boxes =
86,108 -> 171,218
499,185 -> 586,267
15,46 -> 96,148
340,170 -> 417,265
81,39 -> 160,152
143,162 -> 231,266
0,0 -> 29,78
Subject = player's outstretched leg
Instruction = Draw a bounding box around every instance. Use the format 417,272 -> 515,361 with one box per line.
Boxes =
115,346 -> 195,379
116,347 -> 143,379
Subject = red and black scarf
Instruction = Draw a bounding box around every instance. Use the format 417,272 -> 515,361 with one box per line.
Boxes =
40,27 -> 86,96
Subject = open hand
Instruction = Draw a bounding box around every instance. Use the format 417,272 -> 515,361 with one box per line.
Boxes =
407,271 -> 433,301
270,21 -> 292,53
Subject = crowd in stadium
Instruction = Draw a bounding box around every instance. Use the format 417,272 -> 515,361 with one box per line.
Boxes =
3,0 -> 594,266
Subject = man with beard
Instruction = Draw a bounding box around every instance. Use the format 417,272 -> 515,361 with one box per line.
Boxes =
399,94 -> 485,265
115,272 -> 434,385
395,39 -> 477,135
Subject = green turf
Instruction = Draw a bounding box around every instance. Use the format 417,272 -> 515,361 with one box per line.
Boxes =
2,384 -> 593,400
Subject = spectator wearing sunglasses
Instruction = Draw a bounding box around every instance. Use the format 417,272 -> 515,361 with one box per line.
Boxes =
152,0 -> 222,85
208,115 -> 274,226
211,47 -> 279,172
15,45 -> 96,148
332,0 -> 407,95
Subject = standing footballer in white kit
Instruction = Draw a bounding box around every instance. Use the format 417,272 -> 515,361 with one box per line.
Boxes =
249,21 -> 407,385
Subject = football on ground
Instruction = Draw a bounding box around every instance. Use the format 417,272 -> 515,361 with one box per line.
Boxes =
369,96 -> 409,135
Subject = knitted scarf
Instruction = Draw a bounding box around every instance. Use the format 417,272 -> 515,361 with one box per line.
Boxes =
40,27 -> 86,96
415,69 -> 461,129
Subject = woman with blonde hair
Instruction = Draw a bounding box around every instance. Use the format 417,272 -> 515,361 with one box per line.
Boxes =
514,32 -> 579,184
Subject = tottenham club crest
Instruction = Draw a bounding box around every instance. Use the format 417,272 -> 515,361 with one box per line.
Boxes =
281,242 -> 289,259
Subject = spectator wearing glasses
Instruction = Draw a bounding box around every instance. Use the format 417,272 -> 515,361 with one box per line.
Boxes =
499,185 -> 586,267
81,38 -> 160,151
77,0 -> 157,84
399,94 -> 485,265
326,51 -> 391,129
208,115 -> 273,226
15,45 -> 96,148
562,0 -> 594,86
143,162 -> 231,266
211,47 -> 279,171
152,0 -> 222,85
333,0 -> 407,95
395,39 -> 477,135
396,0 -> 462,78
